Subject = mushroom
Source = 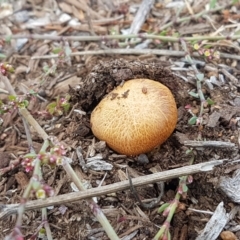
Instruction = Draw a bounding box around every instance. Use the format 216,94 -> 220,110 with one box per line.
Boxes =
90,79 -> 178,156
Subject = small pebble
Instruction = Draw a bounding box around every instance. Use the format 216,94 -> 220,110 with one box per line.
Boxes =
137,154 -> 149,164
220,231 -> 237,240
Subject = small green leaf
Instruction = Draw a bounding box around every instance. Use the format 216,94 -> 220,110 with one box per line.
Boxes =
0,53 -> 6,59
185,149 -> 192,155
158,202 -> 170,214
209,0 -> 217,9
29,89 -> 37,95
62,103 -> 70,113
196,73 -> 204,81
234,30 -> 240,35
203,45 -> 211,49
5,36 -> 11,43
109,28 -> 117,35
47,108 -> 55,115
64,46 -> 72,56
52,48 -> 62,54
8,95 -> 17,101
179,176 -> 185,182
46,102 -> 57,115
43,65 -> 49,73
19,100 -> 29,108
182,184 -> 188,193
199,91 -> 205,101
38,227 -> 46,237
188,91 -> 199,98
24,153 -> 37,158
188,116 -> 197,125
65,94 -> 71,101
23,100 -> 29,106
173,32 -> 180,37
32,180 -> 41,190
159,30 -> 167,36
206,97 -> 214,105
185,55 -> 192,63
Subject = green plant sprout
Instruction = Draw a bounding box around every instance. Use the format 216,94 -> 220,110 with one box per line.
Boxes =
38,42 -> 72,86
192,42 -> 220,61
0,95 -> 28,115
153,150 -> 194,240
180,39 -> 216,127
0,62 -> 14,75
46,94 -> 71,116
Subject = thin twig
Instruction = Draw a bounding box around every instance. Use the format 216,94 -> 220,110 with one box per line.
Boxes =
1,34 -> 240,42
188,208 -> 213,215
184,140 -> 235,148
30,49 -> 240,60
220,68 -> 238,85
19,108 -> 49,140
0,159 -> 223,219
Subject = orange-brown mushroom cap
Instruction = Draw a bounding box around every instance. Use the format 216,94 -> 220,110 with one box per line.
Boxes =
90,79 -> 178,156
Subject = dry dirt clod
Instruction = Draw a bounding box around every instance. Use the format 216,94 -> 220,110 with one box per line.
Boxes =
15,171 -> 29,190
0,152 -> 11,169
71,59 -> 190,111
